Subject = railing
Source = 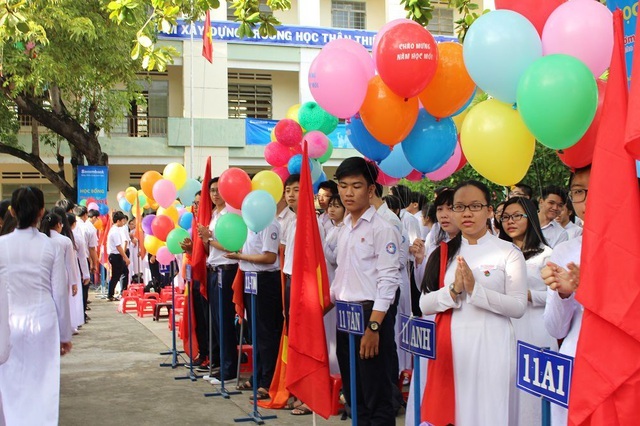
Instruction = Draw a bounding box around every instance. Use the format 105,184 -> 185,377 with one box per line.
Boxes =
17,115 -> 168,137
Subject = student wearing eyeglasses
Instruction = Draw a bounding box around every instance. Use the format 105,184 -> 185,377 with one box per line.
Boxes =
498,197 -> 557,426
419,180 -> 527,426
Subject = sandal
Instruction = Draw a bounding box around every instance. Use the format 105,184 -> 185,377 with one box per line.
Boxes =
284,397 -> 303,410
248,388 -> 270,401
236,380 -> 252,391
291,405 -> 313,416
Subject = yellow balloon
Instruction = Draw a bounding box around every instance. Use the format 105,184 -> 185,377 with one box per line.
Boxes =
286,104 -> 301,122
452,108 -> 470,134
163,163 -> 187,190
144,235 -> 165,256
125,187 -> 137,204
149,199 -> 159,211
131,204 -> 142,217
251,170 -> 284,203
157,205 -> 179,224
460,99 -> 535,186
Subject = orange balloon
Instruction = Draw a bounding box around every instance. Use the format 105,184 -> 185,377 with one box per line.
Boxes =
140,170 -> 162,199
418,42 -> 476,119
359,75 -> 419,147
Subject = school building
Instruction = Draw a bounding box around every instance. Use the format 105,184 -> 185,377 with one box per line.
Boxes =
0,0 -> 481,207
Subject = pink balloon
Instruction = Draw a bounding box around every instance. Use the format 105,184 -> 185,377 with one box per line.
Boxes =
116,191 -> 125,201
425,141 -> 463,181
372,19 -> 406,68
87,202 -> 99,211
272,166 -> 290,184
156,246 -> 175,266
274,119 -> 303,147
265,141 -> 294,166
405,170 -> 424,182
225,205 -> 242,216
376,168 -> 401,186
309,48 -> 368,119
542,0 -> 613,77
152,179 -> 178,208
303,131 -> 330,159
323,38 -> 375,81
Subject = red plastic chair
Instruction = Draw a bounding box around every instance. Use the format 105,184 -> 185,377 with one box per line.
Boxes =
137,299 -> 157,317
330,374 -> 344,415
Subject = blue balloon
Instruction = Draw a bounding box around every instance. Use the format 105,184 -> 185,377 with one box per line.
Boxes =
378,144 -> 413,179
313,171 -> 327,194
463,10 -> 542,104
287,154 -> 312,175
346,116 -> 391,162
179,212 -> 193,230
452,87 -> 477,118
636,160 -> 640,178
311,159 -> 322,182
118,198 -> 131,212
401,110 -> 457,174
98,203 -> 109,215
241,190 -> 277,233
177,178 -> 201,207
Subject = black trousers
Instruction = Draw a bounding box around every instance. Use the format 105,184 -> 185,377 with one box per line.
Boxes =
210,265 -> 239,379
82,259 -> 90,311
120,249 -> 130,292
107,254 -> 125,298
246,270 -> 282,390
193,279 -> 217,363
409,261 -> 422,317
336,304 -> 397,426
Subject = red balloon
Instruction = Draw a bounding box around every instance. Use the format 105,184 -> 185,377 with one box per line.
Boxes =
495,0 -> 566,37
557,80 -> 606,168
405,170 -> 424,182
274,119 -> 303,147
455,144 -> 468,172
375,22 -> 439,99
376,168 -> 401,186
218,167 -> 252,209
264,141 -> 293,167
151,215 -> 175,242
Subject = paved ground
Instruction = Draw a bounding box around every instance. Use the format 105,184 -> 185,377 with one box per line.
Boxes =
59,292 -> 406,425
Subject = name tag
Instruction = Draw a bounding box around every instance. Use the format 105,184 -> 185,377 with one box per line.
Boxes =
335,301 -> 364,336
244,271 -> 257,295
185,264 -> 192,281
516,341 -> 573,408
399,314 -> 436,359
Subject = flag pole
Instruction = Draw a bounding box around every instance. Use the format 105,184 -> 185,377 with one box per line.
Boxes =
189,1 -> 195,179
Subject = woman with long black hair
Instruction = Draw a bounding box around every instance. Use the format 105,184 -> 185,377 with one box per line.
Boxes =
419,180 -> 527,426
0,187 -> 72,425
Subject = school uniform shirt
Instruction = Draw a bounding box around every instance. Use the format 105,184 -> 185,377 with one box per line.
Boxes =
512,244 -> 557,426
331,206 -> 401,313
283,217 -> 325,276
419,232 -> 528,426
239,220 -> 280,272
51,230 -> 84,330
119,224 -> 131,251
541,220 -> 569,248
0,281 -> 8,365
107,226 -> 123,255
543,236 -> 583,426
400,209 -> 422,244
562,220 -> 583,240
72,226 -> 90,280
0,227 -> 70,426
277,207 -> 295,245
317,211 -> 332,236
207,208 -> 238,267
78,217 -> 98,250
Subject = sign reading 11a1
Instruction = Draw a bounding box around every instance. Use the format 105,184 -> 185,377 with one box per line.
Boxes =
516,341 -> 573,408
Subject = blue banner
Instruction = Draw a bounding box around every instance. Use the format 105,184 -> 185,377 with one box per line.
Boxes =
336,301 -> 365,335
516,341 -> 573,408
608,0 -> 638,79
159,20 -> 456,50
245,118 -> 353,149
77,165 -> 108,204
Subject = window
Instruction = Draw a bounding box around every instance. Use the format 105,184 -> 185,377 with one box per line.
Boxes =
331,1 -> 366,30
228,71 -> 273,119
111,80 -> 168,137
1,181 -> 60,207
427,2 -> 455,36
227,1 -> 272,21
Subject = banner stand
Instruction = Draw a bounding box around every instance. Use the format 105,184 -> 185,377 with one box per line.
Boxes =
159,262 -> 186,369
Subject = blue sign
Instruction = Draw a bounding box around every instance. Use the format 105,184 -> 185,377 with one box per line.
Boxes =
608,0 -> 637,79
245,118 -> 353,149
244,271 -> 257,295
185,264 -> 192,281
516,341 -> 573,408
77,165 -> 109,205
335,301 -> 364,335
399,314 -> 436,359
159,263 -> 171,275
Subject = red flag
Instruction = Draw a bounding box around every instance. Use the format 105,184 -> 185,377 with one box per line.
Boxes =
192,157 -> 212,299
285,142 -> 332,419
98,213 -> 112,266
624,8 -> 640,161
231,268 -> 244,318
569,10 -> 640,425
202,10 -> 213,63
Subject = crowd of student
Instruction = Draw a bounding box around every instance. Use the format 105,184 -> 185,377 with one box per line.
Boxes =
0,155 -> 590,426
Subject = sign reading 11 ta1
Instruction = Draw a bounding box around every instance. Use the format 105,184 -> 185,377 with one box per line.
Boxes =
517,341 -> 573,408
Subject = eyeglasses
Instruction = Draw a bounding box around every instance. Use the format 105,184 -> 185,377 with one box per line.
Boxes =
452,203 -> 489,213
568,189 -> 588,203
501,213 -> 528,223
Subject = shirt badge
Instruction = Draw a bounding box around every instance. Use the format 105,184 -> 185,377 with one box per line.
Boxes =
386,242 -> 397,255
271,232 -> 278,240
484,270 -> 491,277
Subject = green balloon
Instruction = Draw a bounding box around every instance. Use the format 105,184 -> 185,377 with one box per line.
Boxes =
166,227 -> 190,254
215,213 -> 247,252
298,102 -> 339,135
318,141 -> 334,164
516,54 -> 598,150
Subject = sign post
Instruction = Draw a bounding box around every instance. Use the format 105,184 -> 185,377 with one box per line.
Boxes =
336,301 -> 365,425
516,341 -> 574,426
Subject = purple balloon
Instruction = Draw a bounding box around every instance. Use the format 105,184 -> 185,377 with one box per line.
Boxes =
141,214 -> 155,236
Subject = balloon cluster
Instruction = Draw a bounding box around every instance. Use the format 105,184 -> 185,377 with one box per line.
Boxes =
459,0 -> 611,184
115,163 -> 200,266
214,168 -> 283,252
264,101 -> 334,190
308,21 -> 472,185
78,197 -> 109,216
